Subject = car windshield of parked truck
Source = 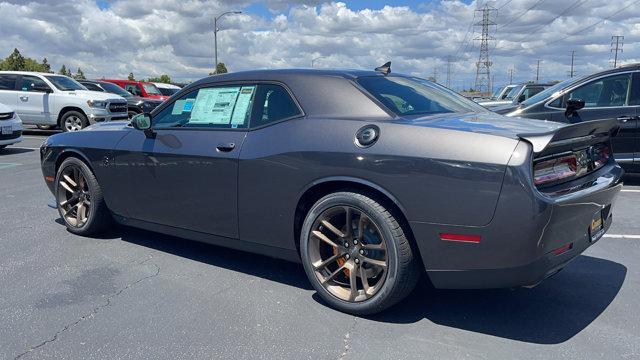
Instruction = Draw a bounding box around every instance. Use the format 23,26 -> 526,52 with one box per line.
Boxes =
520,76 -> 588,107
44,75 -> 85,91
505,85 -> 523,100
143,83 -> 162,95
99,82 -> 132,98
158,87 -> 179,96
357,76 -> 487,117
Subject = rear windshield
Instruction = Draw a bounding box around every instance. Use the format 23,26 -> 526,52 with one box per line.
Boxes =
357,76 -> 486,116
99,81 -> 132,97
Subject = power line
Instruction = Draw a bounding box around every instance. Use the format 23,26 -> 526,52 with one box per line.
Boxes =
497,0 -> 515,10
511,0 -> 585,43
526,0 -> 640,50
611,35 -> 624,68
498,0 -> 546,29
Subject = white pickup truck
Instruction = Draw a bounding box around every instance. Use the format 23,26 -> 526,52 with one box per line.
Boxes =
0,71 -> 128,131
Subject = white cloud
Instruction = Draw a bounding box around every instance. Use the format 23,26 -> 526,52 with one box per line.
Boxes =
1,0 -> 638,89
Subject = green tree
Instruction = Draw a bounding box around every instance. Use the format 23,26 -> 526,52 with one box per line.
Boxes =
147,74 -> 171,83
41,58 -> 51,73
215,62 -> 228,74
74,68 -> 86,80
59,64 -> 68,76
5,48 -> 25,71
128,72 -> 135,81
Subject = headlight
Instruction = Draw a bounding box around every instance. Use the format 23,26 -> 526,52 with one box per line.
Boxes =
87,100 -> 108,109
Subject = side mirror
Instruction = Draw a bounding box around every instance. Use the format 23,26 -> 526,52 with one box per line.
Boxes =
131,113 -> 155,138
565,98 -> 585,117
31,83 -> 52,93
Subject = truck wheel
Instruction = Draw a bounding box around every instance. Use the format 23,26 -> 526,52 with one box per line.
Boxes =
60,111 -> 88,132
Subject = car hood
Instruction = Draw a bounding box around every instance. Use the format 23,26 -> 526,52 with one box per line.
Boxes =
478,100 -> 513,108
63,90 -> 127,102
84,120 -> 132,132
126,96 -> 163,105
0,102 -> 14,112
394,112 -> 563,141
490,103 -> 519,115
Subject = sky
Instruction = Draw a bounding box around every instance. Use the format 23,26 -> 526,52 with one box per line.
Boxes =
0,0 -> 637,90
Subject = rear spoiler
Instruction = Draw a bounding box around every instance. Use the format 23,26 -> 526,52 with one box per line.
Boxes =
517,118 -> 620,154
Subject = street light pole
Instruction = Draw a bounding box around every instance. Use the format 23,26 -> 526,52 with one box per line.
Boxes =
214,10 -> 241,74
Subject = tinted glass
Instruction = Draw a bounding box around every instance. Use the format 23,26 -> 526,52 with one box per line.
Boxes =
152,85 -> 255,129
0,74 -> 17,90
98,82 -> 132,97
251,84 -> 301,127
125,84 -> 141,96
357,76 -> 486,116
21,75 -> 51,92
158,87 -> 179,96
521,76 -> 585,107
505,85 -> 523,100
628,72 -> 640,106
44,75 -> 84,91
82,82 -> 103,91
569,73 -> 630,107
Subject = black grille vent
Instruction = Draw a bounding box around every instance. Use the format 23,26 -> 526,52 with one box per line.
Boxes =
0,112 -> 14,120
109,103 -> 127,113
0,130 -> 21,140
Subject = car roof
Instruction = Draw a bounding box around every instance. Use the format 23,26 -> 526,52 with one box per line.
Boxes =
0,71 -> 62,76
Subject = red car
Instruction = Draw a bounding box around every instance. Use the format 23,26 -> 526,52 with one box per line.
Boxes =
102,79 -> 168,101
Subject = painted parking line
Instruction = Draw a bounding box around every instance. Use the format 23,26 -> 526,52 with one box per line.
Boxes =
9,146 -> 40,150
603,234 -> 640,239
0,163 -> 21,170
621,189 -> 640,193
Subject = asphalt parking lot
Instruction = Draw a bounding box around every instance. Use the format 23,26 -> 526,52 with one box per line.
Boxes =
1,130 -> 639,360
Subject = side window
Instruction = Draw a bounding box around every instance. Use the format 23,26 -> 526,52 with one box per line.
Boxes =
21,75 -> 51,92
152,85 -> 255,129
548,97 -> 563,108
125,84 -> 141,96
0,74 -> 17,90
629,72 -> 640,106
83,83 -> 103,91
527,87 -> 545,98
251,84 -> 301,128
568,74 -> 631,107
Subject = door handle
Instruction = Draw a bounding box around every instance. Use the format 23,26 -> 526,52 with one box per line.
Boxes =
216,143 -> 236,152
617,116 -> 633,123
19,95 -> 28,101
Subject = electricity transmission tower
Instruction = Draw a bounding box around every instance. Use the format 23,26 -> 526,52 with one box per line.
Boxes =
611,35 -> 624,68
508,68 -> 514,84
535,59 -> 541,82
474,4 -> 497,95
568,50 -> 576,78
446,55 -> 453,88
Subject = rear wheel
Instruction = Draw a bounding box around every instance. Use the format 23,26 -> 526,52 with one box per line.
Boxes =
300,192 -> 419,315
60,111 -> 88,132
55,157 -> 112,235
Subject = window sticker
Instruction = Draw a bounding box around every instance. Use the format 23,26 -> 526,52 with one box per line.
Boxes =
231,86 -> 255,125
183,99 -> 194,112
172,100 -> 186,115
190,87 -> 241,124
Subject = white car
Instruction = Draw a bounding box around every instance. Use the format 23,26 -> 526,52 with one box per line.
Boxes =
152,82 -> 181,97
0,71 -> 128,132
0,102 -> 23,150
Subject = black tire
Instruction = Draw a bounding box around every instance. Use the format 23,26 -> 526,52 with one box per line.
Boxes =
300,191 -> 420,315
55,157 -> 112,235
59,111 -> 89,132
0,145 -> 6,151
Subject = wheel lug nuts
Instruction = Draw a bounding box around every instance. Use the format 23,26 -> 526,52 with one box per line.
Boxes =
345,254 -> 350,259
354,258 -> 360,264
344,242 -> 349,247
353,240 -> 358,245
359,249 -> 364,255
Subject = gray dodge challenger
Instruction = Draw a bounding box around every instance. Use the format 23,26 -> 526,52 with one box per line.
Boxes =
40,66 -> 623,314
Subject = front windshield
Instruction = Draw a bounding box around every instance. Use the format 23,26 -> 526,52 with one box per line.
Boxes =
44,75 -> 85,91
142,83 -> 162,95
520,76 -> 588,107
491,86 -> 504,99
99,81 -> 132,97
357,76 -> 488,117
505,85 -> 523,100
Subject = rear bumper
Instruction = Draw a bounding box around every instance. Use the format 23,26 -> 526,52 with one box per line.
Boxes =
411,143 -> 623,289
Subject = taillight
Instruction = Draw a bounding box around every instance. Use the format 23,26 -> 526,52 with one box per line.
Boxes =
533,155 -> 577,186
592,144 -> 610,169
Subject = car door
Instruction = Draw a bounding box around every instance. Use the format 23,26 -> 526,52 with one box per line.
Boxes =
0,74 -> 18,110
17,75 -> 52,123
112,84 -> 255,238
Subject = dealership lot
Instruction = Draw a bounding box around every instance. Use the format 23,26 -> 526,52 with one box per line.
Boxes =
1,132 -> 639,360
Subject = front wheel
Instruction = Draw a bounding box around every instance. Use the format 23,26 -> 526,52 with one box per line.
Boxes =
55,157 -> 112,235
300,192 -> 420,315
60,111 -> 88,132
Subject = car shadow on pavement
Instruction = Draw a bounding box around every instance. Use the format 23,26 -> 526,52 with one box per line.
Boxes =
114,226 -> 314,291
622,173 -> 640,186
0,147 -> 34,155
369,255 -> 627,344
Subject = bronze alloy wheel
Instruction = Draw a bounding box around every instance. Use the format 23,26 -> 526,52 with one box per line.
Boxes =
57,165 -> 91,227
308,205 -> 388,302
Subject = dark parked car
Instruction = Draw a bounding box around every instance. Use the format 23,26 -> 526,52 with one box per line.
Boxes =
40,68 -> 622,314
79,80 -> 163,119
502,64 -> 640,171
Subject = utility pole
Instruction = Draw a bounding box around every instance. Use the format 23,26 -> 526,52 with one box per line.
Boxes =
214,11 -> 241,73
569,50 -> 576,77
446,55 -> 452,88
474,4 -> 497,96
432,67 -> 439,83
508,68 -> 514,84
611,35 -> 624,68
535,59 -> 541,82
